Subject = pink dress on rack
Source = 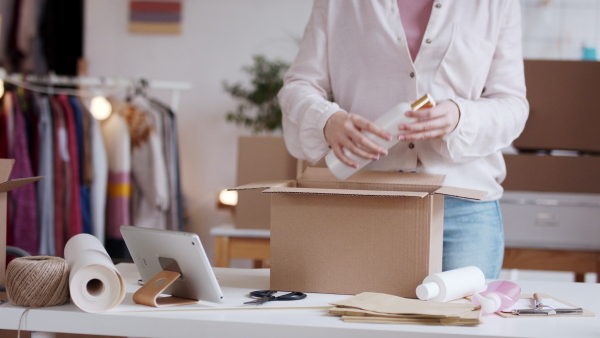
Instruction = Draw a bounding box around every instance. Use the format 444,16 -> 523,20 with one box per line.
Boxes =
58,95 -> 83,239
9,91 -> 39,256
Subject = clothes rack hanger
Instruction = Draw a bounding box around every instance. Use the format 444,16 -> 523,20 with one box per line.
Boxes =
0,68 -> 192,111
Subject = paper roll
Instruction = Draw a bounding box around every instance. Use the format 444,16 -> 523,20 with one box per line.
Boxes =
64,233 -> 126,313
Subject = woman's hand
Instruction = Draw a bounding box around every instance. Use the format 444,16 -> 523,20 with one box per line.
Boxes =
397,100 -> 460,141
324,111 -> 391,168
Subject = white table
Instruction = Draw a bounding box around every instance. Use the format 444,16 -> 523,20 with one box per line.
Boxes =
0,263 -> 598,338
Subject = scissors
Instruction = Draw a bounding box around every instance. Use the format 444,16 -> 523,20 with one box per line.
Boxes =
243,290 -> 307,305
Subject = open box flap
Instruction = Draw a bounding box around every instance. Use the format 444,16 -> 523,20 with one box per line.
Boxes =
0,159 -> 15,183
0,176 -> 43,193
229,180 -> 296,191
434,186 -> 488,200
263,186 -> 428,198
298,168 -> 445,193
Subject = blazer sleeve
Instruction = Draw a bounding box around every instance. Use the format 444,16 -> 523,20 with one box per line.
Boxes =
435,0 -> 529,163
277,0 -> 345,163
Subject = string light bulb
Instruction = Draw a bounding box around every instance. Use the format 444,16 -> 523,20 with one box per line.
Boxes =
218,189 -> 238,206
90,95 -> 112,120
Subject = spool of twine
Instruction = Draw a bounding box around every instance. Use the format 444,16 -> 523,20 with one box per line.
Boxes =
6,256 -> 69,307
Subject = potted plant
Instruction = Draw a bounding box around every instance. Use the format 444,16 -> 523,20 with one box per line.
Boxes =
223,55 -> 289,134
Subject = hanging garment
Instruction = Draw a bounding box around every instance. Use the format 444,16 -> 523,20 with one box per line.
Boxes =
22,91 -> 40,176
69,96 -> 92,235
9,91 -> 39,256
79,98 -> 94,188
3,90 -> 15,158
49,96 -> 68,256
33,93 -> 55,256
101,102 -> 132,240
0,93 -> 11,158
120,98 -> 168,230
2,93 -> 15,248
150,98 -> 183,230
58,94 -> 82,239
81,98 -> 107,244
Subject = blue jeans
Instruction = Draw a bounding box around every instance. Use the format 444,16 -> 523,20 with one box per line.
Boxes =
442,196 -> 504,279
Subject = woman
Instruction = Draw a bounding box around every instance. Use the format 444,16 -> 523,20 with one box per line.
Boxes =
277,0 -> 529,278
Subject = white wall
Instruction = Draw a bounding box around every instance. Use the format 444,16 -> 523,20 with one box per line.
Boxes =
84,0 -> 312,260
521,0 -> 600,60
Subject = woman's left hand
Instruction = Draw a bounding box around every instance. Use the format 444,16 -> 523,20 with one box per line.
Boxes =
397,100 -> 460,141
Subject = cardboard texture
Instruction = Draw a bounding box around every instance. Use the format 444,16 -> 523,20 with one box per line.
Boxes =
502,154 -> 600,193
234,136 -> 297,229
0,159 -> 43,286
232,168 -> 486,297
514,60 -> 600,152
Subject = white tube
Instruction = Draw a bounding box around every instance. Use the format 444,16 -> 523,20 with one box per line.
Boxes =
326,102 -> 414,180
416,266 -> 486,302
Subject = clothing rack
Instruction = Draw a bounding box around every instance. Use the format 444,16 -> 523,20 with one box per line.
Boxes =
0,68 -> 192,111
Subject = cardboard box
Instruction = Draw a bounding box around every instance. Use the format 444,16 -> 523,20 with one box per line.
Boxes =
234,136 -> 297,229
502,154 -> 600,194
0,159 -> 42,286
232,168 -> 486,297
514,60 -> 600,152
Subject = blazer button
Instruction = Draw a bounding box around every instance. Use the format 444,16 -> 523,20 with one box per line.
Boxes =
435,3 -> 442,8
410,72 -> 415,78
425,38 -> 432,44
408,142 -> 415,149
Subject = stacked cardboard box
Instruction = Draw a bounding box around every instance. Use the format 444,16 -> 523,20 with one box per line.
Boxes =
233,136 -> 297,229
502,60 -> 600,253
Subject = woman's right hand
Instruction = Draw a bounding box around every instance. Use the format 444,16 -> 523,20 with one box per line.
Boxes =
323,111 -> 391,168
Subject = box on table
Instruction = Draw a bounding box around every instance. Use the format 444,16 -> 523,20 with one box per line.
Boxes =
234,136 -> 297,229
231,168 -> 486,297
0,159 -> 42,286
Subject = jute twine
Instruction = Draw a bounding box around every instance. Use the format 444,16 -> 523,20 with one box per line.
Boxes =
6,256 -> 69,307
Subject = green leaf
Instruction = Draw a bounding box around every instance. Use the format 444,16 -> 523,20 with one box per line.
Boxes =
222,54 -> 290,133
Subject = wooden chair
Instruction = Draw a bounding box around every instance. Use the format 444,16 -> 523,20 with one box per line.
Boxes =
210,224 -> 270,268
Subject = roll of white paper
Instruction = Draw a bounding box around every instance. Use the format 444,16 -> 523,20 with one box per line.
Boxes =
64,233 -> 126,313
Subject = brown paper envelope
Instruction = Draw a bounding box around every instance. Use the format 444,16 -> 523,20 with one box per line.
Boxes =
331,292 -> 478,318
341,316 -> 481,326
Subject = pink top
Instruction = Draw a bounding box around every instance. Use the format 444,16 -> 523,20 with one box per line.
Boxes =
397,0 -> 434,61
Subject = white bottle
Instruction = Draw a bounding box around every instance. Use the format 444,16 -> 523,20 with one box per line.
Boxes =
325,94 -> 435,180
416,266 -> 486,302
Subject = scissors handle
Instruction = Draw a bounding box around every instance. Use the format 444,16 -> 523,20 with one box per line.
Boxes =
272,291 -> 307,301
247,290 -> 307,303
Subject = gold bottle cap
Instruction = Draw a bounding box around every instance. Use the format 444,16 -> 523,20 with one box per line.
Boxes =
411,93 -> 436,111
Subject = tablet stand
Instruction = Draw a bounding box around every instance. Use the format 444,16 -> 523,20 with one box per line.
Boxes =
133,270 -> 199,307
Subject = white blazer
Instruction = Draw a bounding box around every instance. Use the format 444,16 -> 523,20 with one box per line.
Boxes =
278,0 -> 529,201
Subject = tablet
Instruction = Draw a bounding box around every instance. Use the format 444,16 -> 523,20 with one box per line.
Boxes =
120,225 -> 224,303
